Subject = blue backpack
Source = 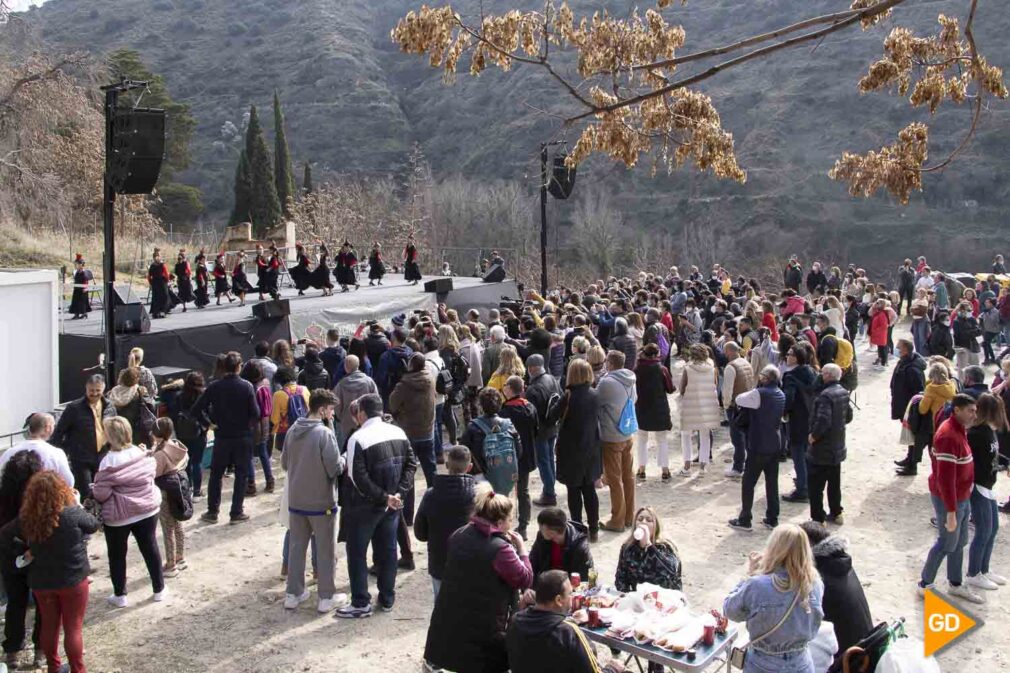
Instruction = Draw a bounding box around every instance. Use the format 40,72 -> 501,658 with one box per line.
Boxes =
617,387 -> 639,435
473,416 -> 518,496
285,386 -> 308,429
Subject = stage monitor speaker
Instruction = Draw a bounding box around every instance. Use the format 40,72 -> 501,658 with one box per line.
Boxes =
252,298 -> 290,320
482,264 -> 507,283
423,278 -> 454,294
112,284 -> 144,306
548,154 -> 577,200
109,108 -> 166,195
114,303 -> 151,334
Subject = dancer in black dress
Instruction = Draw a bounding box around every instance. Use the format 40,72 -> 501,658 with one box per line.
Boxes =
403,235 -> 422,285
194,250 -> 210,308
309,242 -> 334,296
174,249 -> 195,313
212,253 -> 235,305
368,242 -> 385,286
335,241 -> 360,293
254,244 -> 268,301
265,245 -> 281,299
231,251 -> 256,306
68,253 -> 92,319
289,243 -> 312,295
147,248 -> 173,319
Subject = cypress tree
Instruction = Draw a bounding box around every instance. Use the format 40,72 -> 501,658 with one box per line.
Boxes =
273,91 -> 296,216
302,162 -> 313,195
229,148 -> 252,226
245,104 -> 282,238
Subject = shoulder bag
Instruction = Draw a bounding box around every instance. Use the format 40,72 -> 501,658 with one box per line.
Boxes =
729,589 -> 801,669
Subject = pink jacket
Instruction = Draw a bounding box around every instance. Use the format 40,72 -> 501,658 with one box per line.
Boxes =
92,454 -> 161,525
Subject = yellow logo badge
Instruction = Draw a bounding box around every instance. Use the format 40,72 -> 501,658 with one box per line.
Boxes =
923,589 -> 981,657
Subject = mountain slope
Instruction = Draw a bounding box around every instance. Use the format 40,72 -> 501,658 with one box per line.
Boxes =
20,0 -> 1010,275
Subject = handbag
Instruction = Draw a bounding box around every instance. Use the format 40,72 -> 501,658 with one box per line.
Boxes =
729,590 -> 801,669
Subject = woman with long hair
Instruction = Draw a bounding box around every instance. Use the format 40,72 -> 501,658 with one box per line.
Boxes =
271,339 -> 296,371
633,343 -> 674,482
488,346 -> 525,393
555,359 -> 602,542
678,344 -> 720,478
108,367 -> 155,447
423,486 -> 532,673
587,344 -> 608,386
615,506 -> 682,592
724,524 -> 824,673
334,241 -> 360,293
127,347 -> 158,401
18,472 -> 100,673
150,418 -> 190,578
0,451 -> 44,669
437,325 -> 463,444
172,371 -> 208,497
93,417 -> 165,608
965,393 -> 1008,590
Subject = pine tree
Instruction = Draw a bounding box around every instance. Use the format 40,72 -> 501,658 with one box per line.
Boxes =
273,91 -> 296,217
228,147 -> 252,226
245,104 -> 282,238
302,162 -> 313,195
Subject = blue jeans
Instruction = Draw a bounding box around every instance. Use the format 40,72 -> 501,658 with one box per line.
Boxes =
431,577 -> 442,599
535,437 -> 557,499
282,529 -> 318,572
728,407 -> 748,472
968,489 -> 999,576
344,506 -> 399,609
186,434 -> 207,495
790,439 -> 809,497
433,403 -> 445,458
921,495 -> 971,586
412,436 -> 436,488
249,439 -> 274,487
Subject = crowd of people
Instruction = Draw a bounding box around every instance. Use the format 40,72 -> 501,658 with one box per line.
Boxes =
11,252 -> 1010,672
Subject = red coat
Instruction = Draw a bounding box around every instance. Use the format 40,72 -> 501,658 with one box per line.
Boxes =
869,310 -> 890,347
761,311 -> 779,342
929,416 -> 974,511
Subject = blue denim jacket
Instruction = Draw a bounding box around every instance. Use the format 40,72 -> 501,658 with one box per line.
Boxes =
724,570 -> 824,666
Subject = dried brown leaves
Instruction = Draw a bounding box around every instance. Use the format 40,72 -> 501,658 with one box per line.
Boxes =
830,123 -> 928,204
851,0 -> 894,29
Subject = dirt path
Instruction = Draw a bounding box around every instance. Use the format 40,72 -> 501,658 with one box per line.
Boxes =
81,322 -> 1007,673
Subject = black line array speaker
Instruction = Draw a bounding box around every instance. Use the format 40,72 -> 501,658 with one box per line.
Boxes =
252,298 -> 290,319
423,278 -> 454,293
112,284 -> 144,306
115,303 -> 151,333
482,264 -> 506,283
547,154 -> 577,200
109,108 -> 166,194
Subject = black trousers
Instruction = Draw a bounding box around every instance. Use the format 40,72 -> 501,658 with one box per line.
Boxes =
70,458 -> 101,499
897,288 -> 914,316
207,435 -> 252,518
566,481 -> 600,531
2,568 -> 40,654
808,463 -> 843,523
104,513 -> 164,596
738,453 -> 780,526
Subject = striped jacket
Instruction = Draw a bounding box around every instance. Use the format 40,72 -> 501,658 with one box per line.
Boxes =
344,416 -> 417,509
929,416 -> 974,512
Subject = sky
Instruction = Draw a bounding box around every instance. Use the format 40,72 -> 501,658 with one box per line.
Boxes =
8,0 -> 46,12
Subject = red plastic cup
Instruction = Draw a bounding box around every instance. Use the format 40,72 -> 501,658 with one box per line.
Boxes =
572,594 -> 584,612
587,607 -> 600,628
703,624 -> 716,647
570,572 -> 581,589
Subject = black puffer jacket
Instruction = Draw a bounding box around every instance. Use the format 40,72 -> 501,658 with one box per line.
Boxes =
634,357 -> 673,431
527,372 -> 562,441
529,521 -> 593,578
812,536 -> 874,656
500,397 -> 539,474
889,353 -> 926,420
808,382 -> 852,465
783,365 -> 818,444
610,320 -> 639,372
364,331 -> 391,371
554,384 -> 601,486
297,356 -> 330,391
506,608 -> 611,673
414,474 -> 476,580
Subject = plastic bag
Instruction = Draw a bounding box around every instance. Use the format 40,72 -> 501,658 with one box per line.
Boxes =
874,638 -> 941,673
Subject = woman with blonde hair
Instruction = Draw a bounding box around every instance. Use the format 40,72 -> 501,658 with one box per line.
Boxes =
437,324 -> 460,354
271,339 -> 296,371
108,367 -> 156,447
615,506 -> 682,591
677,344 -> 720,478
822,296 -> 845,337
93,417 -> 165,608
555,359 -> 602,541
127,347 -> 158,400
424,485 -> 532,673
587,344 -> 608,386
488,346 -> 525,392
920,363 -> 957,418
724,524 -> 824,673
626,312 -> 646,352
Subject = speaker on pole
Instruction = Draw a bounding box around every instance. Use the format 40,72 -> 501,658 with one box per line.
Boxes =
109,108 -> 166,195
547,153 -> 576,200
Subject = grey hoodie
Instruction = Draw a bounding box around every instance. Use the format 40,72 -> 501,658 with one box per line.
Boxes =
281,417 -> 344,512
596,369 -> 637,442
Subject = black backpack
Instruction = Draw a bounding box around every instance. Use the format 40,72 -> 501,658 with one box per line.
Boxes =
175,407 -> 201,442
445,352 -> 470,403
435,366 -> 455,397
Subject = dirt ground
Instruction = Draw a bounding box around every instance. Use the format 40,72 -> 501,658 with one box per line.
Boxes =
78,321 -> 1008,673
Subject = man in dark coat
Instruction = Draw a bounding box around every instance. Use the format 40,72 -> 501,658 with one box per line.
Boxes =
554,365 -> 602,540
889,339 -> 926,421
801,522 -> 874,662
783,256 -> 803,292
414,446 -> 476,598
782,351 -> 818,503
507,570 -> 624,673
807,365 -> 853,525
50,373 -> 116,498
528,507 -> 594,579
897,259 -> 917,316
500,377 -> 539,540
526,355 -> 562,507
609,318 -> 638,372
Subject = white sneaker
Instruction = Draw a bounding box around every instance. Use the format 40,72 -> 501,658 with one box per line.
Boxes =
948,583 -> 986,604
317,597 -> 338,613
724,468 -> 743,478
966,574 -> 999,591
916,582 -> 936,598
699,464 -> 708,475
985,572 -> 1007,586
107,594 -> 128,609
152,588 -> 168,602
284,590 -> 311,610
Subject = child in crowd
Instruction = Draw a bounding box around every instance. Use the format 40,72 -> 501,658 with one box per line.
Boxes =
151,418 -> 191,578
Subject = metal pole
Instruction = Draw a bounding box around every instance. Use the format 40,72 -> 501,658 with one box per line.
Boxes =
103,87 -> 118,384
540,143 -> 548,297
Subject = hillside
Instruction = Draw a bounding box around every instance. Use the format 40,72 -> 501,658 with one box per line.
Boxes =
17,0 -> 1010,277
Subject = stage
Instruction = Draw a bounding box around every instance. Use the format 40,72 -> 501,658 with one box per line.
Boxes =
58,276 -> 517,401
